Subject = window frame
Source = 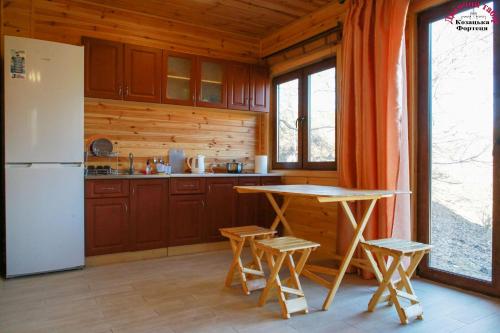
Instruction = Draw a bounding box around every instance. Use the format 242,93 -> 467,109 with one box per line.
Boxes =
272,57 -> 337,170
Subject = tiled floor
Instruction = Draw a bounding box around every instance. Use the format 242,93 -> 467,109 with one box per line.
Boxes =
1,250 -> 499,333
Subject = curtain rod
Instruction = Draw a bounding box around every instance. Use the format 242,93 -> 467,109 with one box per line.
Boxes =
262,22 -> 343,60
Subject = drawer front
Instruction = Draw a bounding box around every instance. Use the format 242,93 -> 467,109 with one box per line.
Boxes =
170,178 -> 206,195
85,180 -> 130,198
260,176 -> 281,185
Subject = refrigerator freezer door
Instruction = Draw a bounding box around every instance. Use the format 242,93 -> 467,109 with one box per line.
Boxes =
4,36 -> 84,163
6,164 -> 84,277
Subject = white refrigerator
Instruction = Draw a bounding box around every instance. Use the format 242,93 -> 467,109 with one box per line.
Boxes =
4,36 -> 85,277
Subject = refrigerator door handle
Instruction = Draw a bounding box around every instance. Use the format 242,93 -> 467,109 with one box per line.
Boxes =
58,162 -> 83,167
6,163 -> 32,168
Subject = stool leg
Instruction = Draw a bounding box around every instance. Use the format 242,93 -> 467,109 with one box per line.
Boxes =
226,238 -> 250,295
286,251 -> 309,315
368,254 -> 403,315
249,236 -> 264,274
225,238 -> 240,287
259,252 -> 286,308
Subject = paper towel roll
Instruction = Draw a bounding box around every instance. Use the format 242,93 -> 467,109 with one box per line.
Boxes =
255,155 -> 268,174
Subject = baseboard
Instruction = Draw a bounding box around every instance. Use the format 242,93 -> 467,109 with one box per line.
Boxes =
168,241 -> 230,256
85,241 -> 230,267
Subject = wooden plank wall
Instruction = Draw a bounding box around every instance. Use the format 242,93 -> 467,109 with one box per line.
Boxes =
85,99 -> 258,171
2,0 -> 260,63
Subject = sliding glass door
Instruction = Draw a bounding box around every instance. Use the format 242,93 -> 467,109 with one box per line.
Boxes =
418,0 -> 499,296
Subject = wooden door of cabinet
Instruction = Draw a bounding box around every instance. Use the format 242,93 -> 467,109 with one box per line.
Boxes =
227,63 -> 250,110
163,52 -> 196,106
85,197 -> 129,256
83,37 -> 124,99
206,178 -> 237,242
130,180 -> 168,251
250,66 -> 270,112
169,194 -> 205,246
196,57 -> 227,108
124,44 -> 162,103
236,177 -> 260,227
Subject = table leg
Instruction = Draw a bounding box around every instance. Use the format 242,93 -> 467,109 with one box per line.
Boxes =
266,194 -> 294,235
322,199 -> 379,310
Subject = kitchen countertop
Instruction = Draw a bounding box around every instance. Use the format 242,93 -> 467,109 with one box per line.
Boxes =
85,173 -> 283,180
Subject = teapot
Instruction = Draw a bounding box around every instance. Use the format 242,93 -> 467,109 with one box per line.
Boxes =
187,155 -> 205,174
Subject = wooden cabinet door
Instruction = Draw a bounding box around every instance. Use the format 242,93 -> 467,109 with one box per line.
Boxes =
84,37 -> 124,99
206,178 -> 237,242
196,57 -> 227,108
250,66 -> 270,112
169,194 -> 205,246
259,176 -> 282,229
130,180 -> 168,250
124,44 -> 162,103
227,63 -> 250,110
236,177 -> 260,227
85,197 -> 129,256
163,52 -> 196,106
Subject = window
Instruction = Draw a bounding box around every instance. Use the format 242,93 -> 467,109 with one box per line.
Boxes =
272,58 -> 337,170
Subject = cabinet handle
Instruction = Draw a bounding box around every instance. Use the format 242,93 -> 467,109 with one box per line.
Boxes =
132,187 -> 135,195
125,86 -> 129,96
208,185 -> 211,192
202,200 -> 205,208
124,203 -> 128,213
118,86 -> 123,97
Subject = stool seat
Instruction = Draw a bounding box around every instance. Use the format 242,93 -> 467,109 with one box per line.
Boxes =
362,238 -> 432,255
256,236 -> 320,319
256,236 -> 320,253
361,238 -> 432,325
220,225 -> 276,239
220,225 -> 276,295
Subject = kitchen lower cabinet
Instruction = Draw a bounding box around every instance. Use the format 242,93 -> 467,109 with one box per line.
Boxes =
85,197 -> 129,256
236,177 -> 260,227
169,194 -> 205,246
130,180 -> 168,251
206,178 -> 237,242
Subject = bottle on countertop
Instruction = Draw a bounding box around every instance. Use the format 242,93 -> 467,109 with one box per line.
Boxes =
146,159 -> 152,175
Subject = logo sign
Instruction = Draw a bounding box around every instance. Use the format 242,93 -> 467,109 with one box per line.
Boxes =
445,2 -> 497,31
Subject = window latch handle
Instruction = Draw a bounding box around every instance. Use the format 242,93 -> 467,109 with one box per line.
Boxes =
295,116 -> 306,128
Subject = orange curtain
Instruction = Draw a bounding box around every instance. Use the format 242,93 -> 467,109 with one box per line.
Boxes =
337,0 -> 411,277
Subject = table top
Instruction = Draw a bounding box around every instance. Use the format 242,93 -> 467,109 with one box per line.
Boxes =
234,184 -> 409,202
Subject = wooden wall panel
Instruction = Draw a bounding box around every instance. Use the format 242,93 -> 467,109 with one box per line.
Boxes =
2,0 -> 260,63
85,99 -> 258,172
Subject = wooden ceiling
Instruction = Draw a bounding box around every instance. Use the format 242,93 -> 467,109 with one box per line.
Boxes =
83,0 -> 336,38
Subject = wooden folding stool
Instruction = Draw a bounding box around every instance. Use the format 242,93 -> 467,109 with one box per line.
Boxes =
220,225 -> 276,295
361,238 -> 433,324
255,236 -> 320,319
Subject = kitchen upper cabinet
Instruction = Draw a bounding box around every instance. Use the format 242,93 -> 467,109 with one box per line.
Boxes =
84,38 -> 124,99
236,177 -> 260,227
124,44 -> 162,103
163,52 -> 196,106
169,194 -> 205,246
250,66 -> 270,112
130,180 -> 168,251
85,197 -> 129,256
205,178 -> 237,242
197,58 -> 227,108
228,63 -> 250,110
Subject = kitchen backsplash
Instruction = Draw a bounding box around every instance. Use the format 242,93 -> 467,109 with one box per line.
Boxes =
84,99 -> 259,172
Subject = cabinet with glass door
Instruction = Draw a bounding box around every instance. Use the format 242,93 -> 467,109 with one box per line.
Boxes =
163,52 -> 196,106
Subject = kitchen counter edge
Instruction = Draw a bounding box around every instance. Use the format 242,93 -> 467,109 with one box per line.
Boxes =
85,173 -> 283,180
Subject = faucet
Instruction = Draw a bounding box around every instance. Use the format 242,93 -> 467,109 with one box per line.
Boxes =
128,153 -> 134,175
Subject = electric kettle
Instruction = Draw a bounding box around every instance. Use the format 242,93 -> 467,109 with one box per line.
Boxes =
187,155 -> 205,174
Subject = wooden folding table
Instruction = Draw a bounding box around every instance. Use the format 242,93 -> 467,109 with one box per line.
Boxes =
234,184 -> 403,311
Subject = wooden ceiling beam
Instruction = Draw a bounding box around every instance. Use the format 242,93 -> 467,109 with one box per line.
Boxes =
260,0 -> 349,58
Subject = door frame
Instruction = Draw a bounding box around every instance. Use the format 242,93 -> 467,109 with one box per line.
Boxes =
417,0 -> 500,297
